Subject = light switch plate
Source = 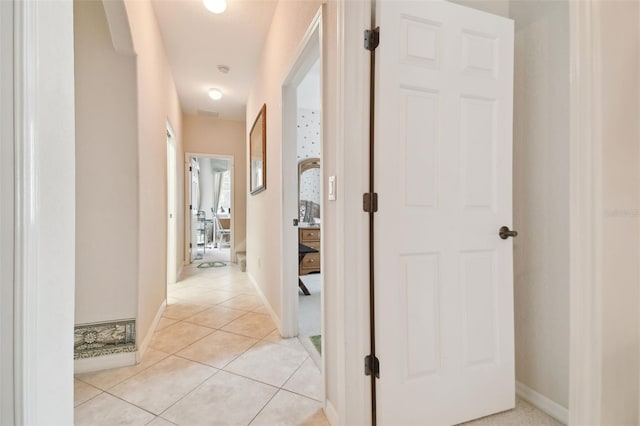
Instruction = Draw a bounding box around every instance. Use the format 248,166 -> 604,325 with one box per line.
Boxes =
328,176 -> 336,201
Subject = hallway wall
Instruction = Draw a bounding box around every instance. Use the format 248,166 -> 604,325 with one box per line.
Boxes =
75,0 -> 185,361
510,0 -> 570,412
74,0 -> 138,325
598,2 -> 640,423
125,0 -> 185,352
246,0 -> 323,322
183,115 -> 247,261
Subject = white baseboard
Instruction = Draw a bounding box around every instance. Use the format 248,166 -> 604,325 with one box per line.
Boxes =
324,399 -> 339,426
247,272 -> 282,331
516,381 -> 568,425
137,300 -> 166,361
74,351 -> 136,374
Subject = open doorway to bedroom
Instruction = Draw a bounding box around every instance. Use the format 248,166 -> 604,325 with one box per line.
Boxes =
186,154 -> 234,266
295,60 -> 322,364
281,16 -> 323,368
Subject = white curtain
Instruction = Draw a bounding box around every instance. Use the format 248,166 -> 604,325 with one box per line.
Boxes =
212,172 -> 223,216
211,172 -> 223,242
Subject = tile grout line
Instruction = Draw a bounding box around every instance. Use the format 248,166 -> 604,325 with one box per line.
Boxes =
154,368 -> 223,420
99,389 -> 165,418
246,388 -> 281,426
155,314 -> 276,351
75,350 -> 173,393
73,389 -> 104,409
76,260 -> 327,424
103,366 -> 220,418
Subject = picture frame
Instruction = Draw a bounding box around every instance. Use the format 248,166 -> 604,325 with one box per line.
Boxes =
249,104 -> 267,195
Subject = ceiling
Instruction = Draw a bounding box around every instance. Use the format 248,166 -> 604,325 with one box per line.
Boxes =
151,0 -> 278,121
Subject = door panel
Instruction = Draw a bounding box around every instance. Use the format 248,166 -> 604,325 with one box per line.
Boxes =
374,1 -> 514,424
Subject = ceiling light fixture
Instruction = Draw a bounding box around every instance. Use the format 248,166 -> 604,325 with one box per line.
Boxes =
203,0 -> 227,14
208,88 -> 223,100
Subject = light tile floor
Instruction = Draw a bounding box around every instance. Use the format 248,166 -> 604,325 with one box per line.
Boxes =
74,255 -> 327,426
74,251 -> 562,426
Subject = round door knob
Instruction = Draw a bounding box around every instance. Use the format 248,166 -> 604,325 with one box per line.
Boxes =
499,226 -> 518,240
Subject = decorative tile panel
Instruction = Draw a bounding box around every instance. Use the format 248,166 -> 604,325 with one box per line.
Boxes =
74,319 -> 136,359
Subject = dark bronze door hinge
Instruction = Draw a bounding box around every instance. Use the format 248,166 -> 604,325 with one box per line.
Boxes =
365,354 -> 380,378
364,27 -> 380,51
363,193 -> 378,213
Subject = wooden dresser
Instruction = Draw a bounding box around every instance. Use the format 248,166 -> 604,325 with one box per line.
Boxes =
299,226 -> 320,275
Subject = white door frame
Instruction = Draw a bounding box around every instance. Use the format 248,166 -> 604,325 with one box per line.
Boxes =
9,0 -> 76,423
281,8 -> 322,339
0,1 -> 15,423
166,122 -> 178,285
328,1 -> 373,424
186,156 -> 199,264
184,152 -> 235,264
568,0 -> 603,423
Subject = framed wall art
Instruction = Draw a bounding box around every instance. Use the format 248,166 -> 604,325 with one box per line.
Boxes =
250,104 -> 266,195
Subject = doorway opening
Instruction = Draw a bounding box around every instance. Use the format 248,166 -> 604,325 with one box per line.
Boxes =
185,153 -> 234,266
296,62 -> 322,365
281,13 -> 323,368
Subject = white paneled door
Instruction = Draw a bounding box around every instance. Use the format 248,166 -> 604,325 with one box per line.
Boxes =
374,1 -> 515,425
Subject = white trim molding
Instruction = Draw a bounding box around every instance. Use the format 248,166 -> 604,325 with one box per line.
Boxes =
331,1 -> 372,424
0,1 -> 15,424
74,351 -> 137,375
247,272 -> 282,331
102,0 -> 135,56
280,6 -> 322,340
138,301 -> 166,359
516,381 -> 568,425
13,0 -> 76,424
324,399 -> 339,426
568,0 -> 603,424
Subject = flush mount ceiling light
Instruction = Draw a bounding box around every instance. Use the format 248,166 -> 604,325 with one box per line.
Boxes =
203,0 -> 227,14
208,88 -> 223,100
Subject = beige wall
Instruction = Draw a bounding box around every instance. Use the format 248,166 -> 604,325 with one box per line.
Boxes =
244,0 -> 352,413
599,1 -> 640,423
246,0 -> 323,318
449,0 -> 509,17
125,0 -> 184,348
184,115 -> 247,260
74,0 -> 138,324
510,0 -> 570,410
75,0 -> 185,351
244,2 -> 354,416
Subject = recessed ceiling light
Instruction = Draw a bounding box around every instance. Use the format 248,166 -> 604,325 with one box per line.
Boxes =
208,88 -> 223,100
203,0 -> 227,14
